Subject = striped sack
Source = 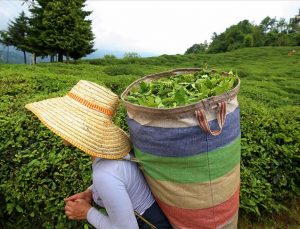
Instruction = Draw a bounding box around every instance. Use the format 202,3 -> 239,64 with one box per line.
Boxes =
121,68 -> 241,229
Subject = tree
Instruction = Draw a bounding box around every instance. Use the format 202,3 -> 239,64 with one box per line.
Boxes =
208,20 -> 257,53
0,31 -> 13,47
191,9 -> 300,54
25,0 -> 94,63
40,0 -> 94,62
207,32 -> 227,53
276,18 -> 288,34
260,16 -> 277,33
5,11 -> 30,64
244,34 -> 254,47
123,52 -> 140,58
185,41 -> 208,54
103,54 -> 116,59
288,9 -> 300,33
251,26 -> 264,47
0,31 -> 13,63
27,0 -> 49,64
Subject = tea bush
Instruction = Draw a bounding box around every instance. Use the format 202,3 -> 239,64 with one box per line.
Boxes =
0,113 -> 93,228
0,64 -> 142,228
239,97 -> 300,216
103,65 -> 143,76
0,68 -> 81,228
0,46 -> 299,227
0,73 -> 92,228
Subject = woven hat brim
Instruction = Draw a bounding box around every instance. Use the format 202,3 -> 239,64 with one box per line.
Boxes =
25,96 -> 132,159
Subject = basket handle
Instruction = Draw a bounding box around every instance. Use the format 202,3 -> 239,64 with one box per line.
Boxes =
195,101 -> 227,136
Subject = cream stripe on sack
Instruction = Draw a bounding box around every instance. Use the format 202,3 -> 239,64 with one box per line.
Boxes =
127,96 -> 239,127
144,164 -> 240,209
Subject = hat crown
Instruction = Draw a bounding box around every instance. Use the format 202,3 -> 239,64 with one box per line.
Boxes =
68,80 -> 119,117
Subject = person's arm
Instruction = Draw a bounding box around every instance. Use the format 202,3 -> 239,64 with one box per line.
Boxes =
87,171 -> 139,229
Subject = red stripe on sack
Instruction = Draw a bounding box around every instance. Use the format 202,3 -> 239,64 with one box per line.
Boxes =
156,186 -> 240,229
68,92 -> 113,116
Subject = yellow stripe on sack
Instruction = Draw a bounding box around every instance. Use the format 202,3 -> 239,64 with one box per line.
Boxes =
144,164 -> 240,209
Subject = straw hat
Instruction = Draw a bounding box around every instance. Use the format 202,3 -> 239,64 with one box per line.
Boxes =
25,80 -> 131,159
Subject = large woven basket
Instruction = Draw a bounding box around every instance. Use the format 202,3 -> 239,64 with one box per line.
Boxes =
121,68 -> 241,229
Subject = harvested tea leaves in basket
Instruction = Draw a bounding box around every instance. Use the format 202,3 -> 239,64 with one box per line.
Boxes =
126,69 -> 238,108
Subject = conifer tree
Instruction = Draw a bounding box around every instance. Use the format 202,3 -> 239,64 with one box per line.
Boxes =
5,11 -> 30,64
41,0 -> 94,62
24,0 -> 94,62
27,0 -> 49,64
0,31 -> 13,63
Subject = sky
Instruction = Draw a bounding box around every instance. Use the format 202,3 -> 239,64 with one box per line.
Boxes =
0,0 -> 299,56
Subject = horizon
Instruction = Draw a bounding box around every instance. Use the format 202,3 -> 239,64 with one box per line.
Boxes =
86,0 -> 299,55
0,0 -> 299,59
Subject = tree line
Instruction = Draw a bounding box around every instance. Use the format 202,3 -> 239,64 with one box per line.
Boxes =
185,10 -> 300,54
0,0 -> 94,64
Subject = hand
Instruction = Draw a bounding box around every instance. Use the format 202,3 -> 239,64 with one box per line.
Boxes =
64,199 -> 92,220
64,189 -> 92,204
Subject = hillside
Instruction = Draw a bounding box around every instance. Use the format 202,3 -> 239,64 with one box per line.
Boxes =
0,44 -> 157,64
0,46 -> 28,64
0,46 -> 299,228
0,45 -> 39,64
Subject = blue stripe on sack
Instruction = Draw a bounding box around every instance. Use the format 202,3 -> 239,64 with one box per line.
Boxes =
128,107 -> 240,157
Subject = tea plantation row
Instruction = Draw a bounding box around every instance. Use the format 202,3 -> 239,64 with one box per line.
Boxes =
0,46 -> 299,228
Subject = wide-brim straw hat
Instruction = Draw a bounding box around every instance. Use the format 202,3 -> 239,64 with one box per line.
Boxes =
25,80 -> 132,159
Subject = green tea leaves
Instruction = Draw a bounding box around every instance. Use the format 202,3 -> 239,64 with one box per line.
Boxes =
174,87 -> 186,106
139,81 -> 149,93
126,69 -> 238,108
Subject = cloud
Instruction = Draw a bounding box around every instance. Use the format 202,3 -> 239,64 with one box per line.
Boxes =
0,1 -> 28,30
85,1 -> 299,54
0,0 -> 299,55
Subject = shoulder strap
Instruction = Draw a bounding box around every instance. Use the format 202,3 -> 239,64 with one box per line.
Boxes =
134,211 -> 157,229
118,156 -> 140,163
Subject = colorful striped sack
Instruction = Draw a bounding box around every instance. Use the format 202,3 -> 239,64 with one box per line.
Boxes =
121,68 -> 241,229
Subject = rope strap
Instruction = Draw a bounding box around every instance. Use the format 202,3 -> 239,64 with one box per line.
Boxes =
195,101 -> 227,136
134,211 -> 157,229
